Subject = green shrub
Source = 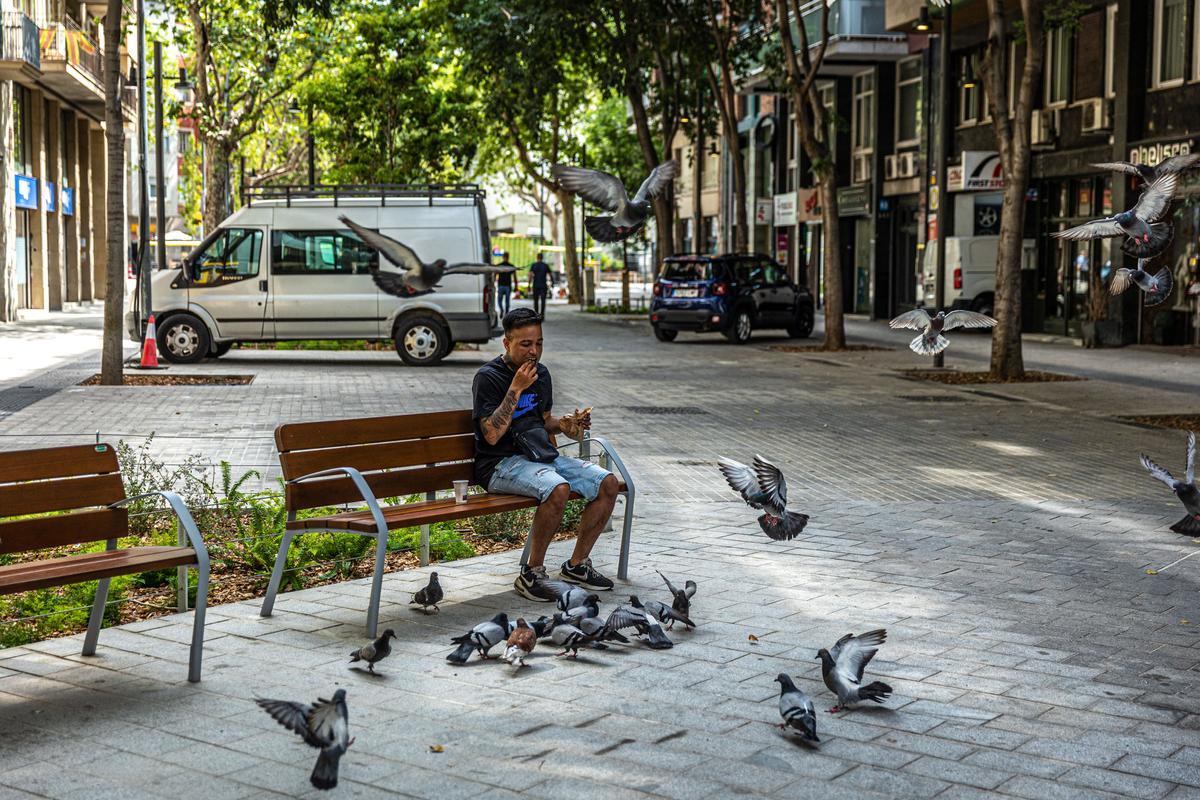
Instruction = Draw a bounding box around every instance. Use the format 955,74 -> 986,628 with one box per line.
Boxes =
0,577 -> 127,648
469,508 -> 533,542
115,437 -> 210,536
388,523 -> 475,562
300,533 -> 373,581
561,499 -> 586,531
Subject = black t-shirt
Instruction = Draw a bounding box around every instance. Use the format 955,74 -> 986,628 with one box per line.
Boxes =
530,261 -> 551,291
496,266 -> 513,288
472,355 -> 553,487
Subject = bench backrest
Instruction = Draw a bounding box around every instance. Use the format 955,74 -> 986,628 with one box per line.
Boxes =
275,410 -> 478,511
0,443 -> 128,555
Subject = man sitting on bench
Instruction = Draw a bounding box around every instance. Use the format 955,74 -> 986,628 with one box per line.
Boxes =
472,307 -> 619,601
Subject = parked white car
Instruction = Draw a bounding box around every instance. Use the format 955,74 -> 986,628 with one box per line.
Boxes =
920,236 -> 1036,315
126,185 -> 498,366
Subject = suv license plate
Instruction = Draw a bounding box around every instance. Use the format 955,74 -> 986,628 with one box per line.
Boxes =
673,288 -> 699,298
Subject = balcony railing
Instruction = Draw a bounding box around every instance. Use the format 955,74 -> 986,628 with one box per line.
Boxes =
1,12 -> 40,70
38,14 -> 101,85
799,0 -> 895,43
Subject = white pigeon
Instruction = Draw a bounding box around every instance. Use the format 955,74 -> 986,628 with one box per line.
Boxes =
888,308 -> 996,356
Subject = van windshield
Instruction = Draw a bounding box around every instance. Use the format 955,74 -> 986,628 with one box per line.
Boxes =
662,261 -> 714,282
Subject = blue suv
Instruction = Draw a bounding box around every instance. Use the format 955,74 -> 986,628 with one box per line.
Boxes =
650,254 -> 815,344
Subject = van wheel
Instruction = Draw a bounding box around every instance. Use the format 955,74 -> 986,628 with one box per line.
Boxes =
157,313 -> 211,364
723,307 -> 753,344
972,294 -> 995,317
395,315 -> 449,366
209,342 -> 233,358
653,325 -> 677,342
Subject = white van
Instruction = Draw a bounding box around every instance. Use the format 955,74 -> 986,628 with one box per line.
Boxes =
920,236 -> 1036,314
126,185 -> 499,366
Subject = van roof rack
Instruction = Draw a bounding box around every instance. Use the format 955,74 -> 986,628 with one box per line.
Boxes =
242,183 -> 486,208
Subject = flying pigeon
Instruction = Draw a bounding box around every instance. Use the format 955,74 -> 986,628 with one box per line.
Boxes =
817,629 -> 894,713
641,597 -> 695,631
1110,258 -> 1174,307
719,454 -> 810,541
605,596 -> 673,649
774,674 -> 819,742
1050,172 -> 1178,258
888,308 -> 997,356
256,689 -> 352,790
656,570 -> 697,619
552,161 -> 678,242
1140,432 -> 1200,536
503,618 -> 537,668
578,614 -> 629,646
1093,153 -> 1200,188
446,612 -> 509,664
348,628 -> 395,675
410,571 -> 443,613
547,614 -> 597,657
338,215 -> 516,296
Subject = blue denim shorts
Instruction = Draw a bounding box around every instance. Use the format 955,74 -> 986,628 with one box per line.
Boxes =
488,454 -> 612,503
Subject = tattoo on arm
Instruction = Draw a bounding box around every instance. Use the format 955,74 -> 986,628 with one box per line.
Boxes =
483,390 -> 520,442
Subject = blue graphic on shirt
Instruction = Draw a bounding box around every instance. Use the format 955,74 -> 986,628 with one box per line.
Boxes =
513,392 -> 539,419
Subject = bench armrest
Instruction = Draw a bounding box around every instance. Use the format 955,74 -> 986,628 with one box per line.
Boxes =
110,491 -> 210,565
558,435 -> 635,500
286,466 -> 388,535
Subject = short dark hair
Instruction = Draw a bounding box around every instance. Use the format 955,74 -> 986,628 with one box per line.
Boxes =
503,307 -> 543,333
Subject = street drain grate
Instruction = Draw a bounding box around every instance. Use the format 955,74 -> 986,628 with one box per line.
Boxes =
623,406 -> 709,416
897,395 -> 970,403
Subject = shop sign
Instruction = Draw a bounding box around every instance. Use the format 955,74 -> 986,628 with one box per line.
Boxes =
837,185 -> 871,217
42,181 -> 55,212
773,192 -> 797,226
797,187 -> 821,221
1128,138 -> 1195,167
61,187 -> 74,217
14,175 -> 37,210
949,151 -> 1003,191
755,198 -> 773,225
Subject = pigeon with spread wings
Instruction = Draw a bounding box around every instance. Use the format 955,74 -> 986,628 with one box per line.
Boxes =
718,454 -> 810,541
1110,258 -> 1174,307
552,161 -> 678,242
889,308 -> 996,356
256,689 -> 352,790
1140,432 -> 1200,536
338,215 -> 516,296
817,629 -> 893,713
1092,153 -> 1200,188
1050,172 -> 1178,259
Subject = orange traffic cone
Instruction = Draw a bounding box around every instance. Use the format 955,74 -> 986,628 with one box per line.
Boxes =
134,314 -> 167,370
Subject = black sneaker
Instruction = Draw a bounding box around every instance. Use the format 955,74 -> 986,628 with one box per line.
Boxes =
559,558 -> 614,591
514,565 -> 555,602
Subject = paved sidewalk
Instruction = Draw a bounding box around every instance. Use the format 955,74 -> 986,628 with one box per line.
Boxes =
1,306 -> 1198,799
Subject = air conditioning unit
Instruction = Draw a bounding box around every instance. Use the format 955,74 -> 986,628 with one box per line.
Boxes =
897,151 -> 918,178
884,154 -> 900,180
852,153 -> 871,184
1031,108 -> 1056,147
1080,97 -> 1111,133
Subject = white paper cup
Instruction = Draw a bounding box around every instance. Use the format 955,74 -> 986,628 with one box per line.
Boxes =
453,480 -> 469,504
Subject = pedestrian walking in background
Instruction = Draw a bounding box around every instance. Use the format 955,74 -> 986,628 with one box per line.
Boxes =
529,252 -> 551,317
496,252 -> 514,316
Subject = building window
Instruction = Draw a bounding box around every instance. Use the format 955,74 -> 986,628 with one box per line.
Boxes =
10,85 -> 30,175
1105,3 -> 1117,97
1154,0 -> 1187,88
958,53 -> 980,125
851,71 -> 874,155
895,57 -> 922,148
1045,25 -> 1072,106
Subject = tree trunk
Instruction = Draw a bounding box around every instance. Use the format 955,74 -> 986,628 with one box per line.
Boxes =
101,0 -> 126,384
817,177 -> 845,349
202,139 -> 233,233
727,118 -> 748,251
557,188 -> 581,304
0,80 -> 15,322
621,266 -> 630,310
692,122 -> 704,254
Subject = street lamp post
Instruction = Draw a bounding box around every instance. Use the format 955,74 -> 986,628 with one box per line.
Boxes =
152,44 -> 193,285
136,0 -> 149,337
307,102 -> 315,188
933,1 -> 952,369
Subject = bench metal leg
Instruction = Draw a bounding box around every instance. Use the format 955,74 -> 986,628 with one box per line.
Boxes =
617,488 -> 635,581
81,577 -> 110,656
365,530 -> 387,638
260,520 -> 296,618
188,560 -> 210,683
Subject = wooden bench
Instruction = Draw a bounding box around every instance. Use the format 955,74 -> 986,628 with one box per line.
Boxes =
260,409 -> 635,636
0,443 -> 210,682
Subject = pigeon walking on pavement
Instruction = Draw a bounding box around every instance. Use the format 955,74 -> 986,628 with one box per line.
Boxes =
1093,153 -> 1200,188
1110,258 -> 1175,307
656,570 -> 697,619
338,216 -> 516,296
1050,172 -> 1178,258
888,308 -> 997,356
410,572 -> 443,613
503,618 -> 537,668
1140,432 -> 1200,535
552,161 -> 678,242
348,628 -> 395,675
719,454 -> 810,541
774,674 -> 819,742
446,613 -> 510,664
605,596 -> 673,649
256,689 -> 352,790
547,614 -> 597,657
817,629 -> 894,713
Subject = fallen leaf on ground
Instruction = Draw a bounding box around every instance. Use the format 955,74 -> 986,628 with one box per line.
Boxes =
429,745 -> 445,753
1146,569 -> 1159,575
748,634 -> 759,643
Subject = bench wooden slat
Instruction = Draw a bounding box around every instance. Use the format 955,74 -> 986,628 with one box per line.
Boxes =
287,462 -> 475,511
0,546 -> 198,594
0,474 -> 126,518
278,434 -> 476,480
0,443 -> 119,484
275,410 -> 474,453
0,508 -> 129,555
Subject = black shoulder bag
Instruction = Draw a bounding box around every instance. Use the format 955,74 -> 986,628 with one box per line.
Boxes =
510,412 -> 558,463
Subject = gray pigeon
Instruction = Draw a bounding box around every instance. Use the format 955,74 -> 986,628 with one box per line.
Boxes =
605,596 -> 673,649
1110,259 -> 1174,307
888,308 -> 997,356
1093,153 -> 1200,188
656,570 -> 697,619
547,583 -> 592,614
719,454 -> 810,541
507,615 -> 553,638
1051,172 -> 1177,258
641,598 -> 695,631
1140,432 -> 1200,536
578,614 -> 629,646
547,613 -> 597,657
817,629 -> 893,713
552,161 -> 678,242
348,628 -> 395,675
410,571 -> 443,613
338,215 -> 516,296
446,612 -> 509,664
774,674 -> 819,742
256,689 -> 352,790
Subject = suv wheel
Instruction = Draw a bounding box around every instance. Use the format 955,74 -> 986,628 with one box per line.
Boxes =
787,304 -> 814,339
653,325 -> 678,342
395,314 -> 449,366
723,307 -> 753,344
157,313 -> 211,364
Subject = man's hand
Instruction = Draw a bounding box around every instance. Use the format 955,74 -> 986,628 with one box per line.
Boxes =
510,360 -> 538,393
